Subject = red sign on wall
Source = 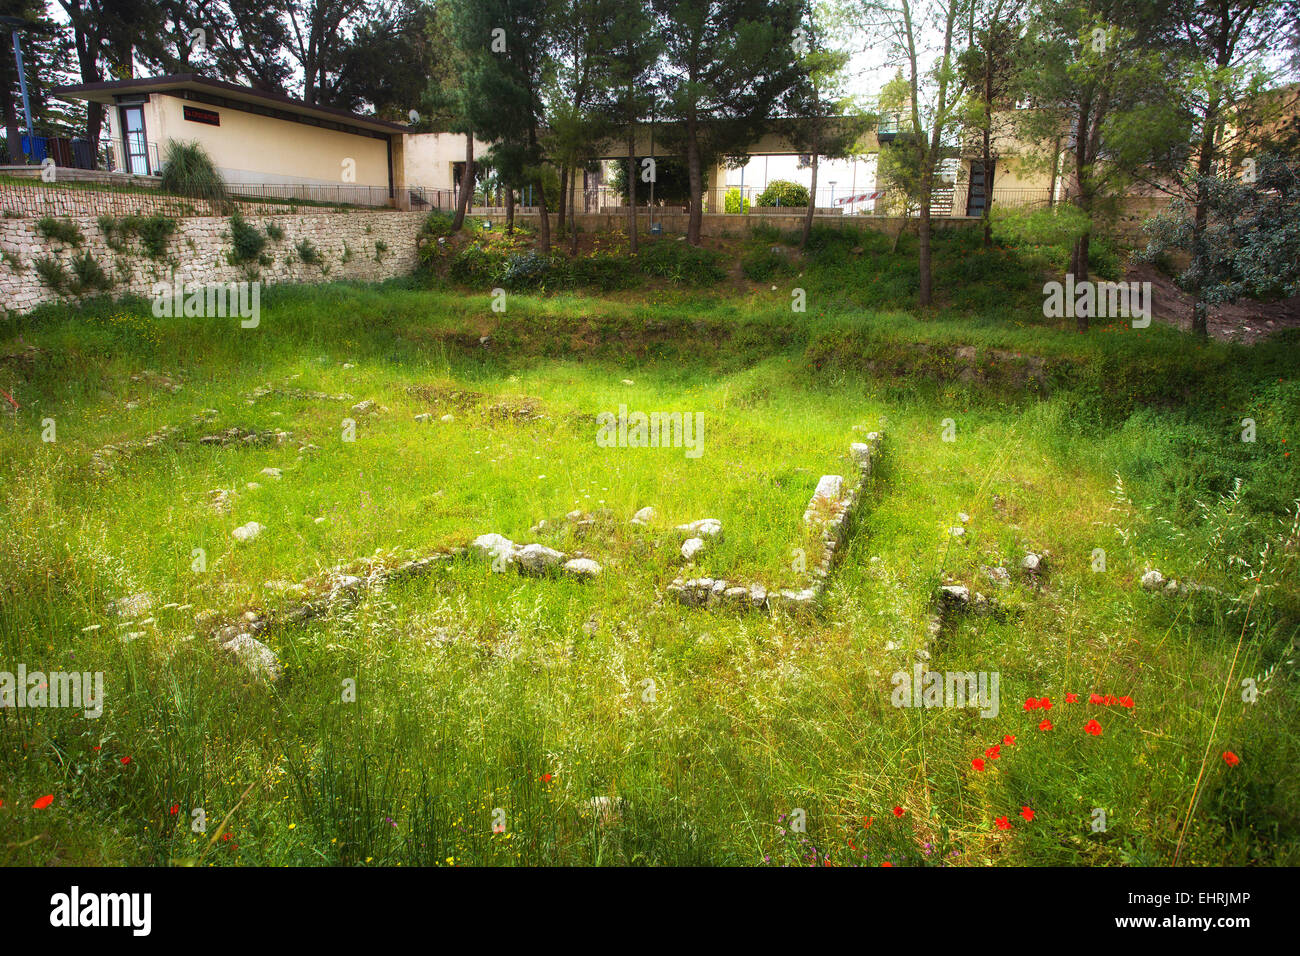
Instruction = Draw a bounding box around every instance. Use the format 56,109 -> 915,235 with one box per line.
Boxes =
183,106 -> 220,126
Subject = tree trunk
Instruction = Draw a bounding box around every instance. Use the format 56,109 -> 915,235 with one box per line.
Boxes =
535,171 -> 551,254
626,135 -> 638,255
570,166 -> 579,255
685,112 -> 703,246
801,137 -> 819,250
558,164 -> 568,237
918,167 -> 933,307
1188,96 -> 1221,340
3,87 -> 19,167
506,187 -> 515,234
1074,231 -> 1091,332
451,131 -> 474,232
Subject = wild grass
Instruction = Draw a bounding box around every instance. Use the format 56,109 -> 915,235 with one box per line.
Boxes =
0,250 -> 1296,867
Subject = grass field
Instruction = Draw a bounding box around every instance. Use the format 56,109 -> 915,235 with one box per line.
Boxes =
2,227 -> 1298,866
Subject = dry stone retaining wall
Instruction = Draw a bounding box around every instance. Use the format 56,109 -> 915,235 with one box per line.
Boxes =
0,209 -> 427,315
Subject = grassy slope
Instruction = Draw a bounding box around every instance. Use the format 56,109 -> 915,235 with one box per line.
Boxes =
1,228 -> 1297,866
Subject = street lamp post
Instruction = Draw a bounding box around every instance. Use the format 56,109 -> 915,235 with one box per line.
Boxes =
0,16 -> 35,163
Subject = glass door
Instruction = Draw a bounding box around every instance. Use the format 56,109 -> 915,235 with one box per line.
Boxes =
120,105 -> 150,175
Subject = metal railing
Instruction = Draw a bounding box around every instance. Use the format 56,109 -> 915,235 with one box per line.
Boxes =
515,183 -> 1057,218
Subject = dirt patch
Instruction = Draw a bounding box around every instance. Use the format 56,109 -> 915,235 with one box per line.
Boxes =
1127,261 -> 1300,345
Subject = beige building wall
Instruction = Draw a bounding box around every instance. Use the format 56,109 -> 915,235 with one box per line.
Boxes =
401,132 -> 493,190
103,93 -> 391,189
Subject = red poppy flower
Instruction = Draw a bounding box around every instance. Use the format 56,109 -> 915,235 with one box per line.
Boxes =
0,799 -> 4,808
1118,696 -> 1134,708
863,816 -> 874,828
1039,696 -> 1052,710
892,805 -> 904,817
972,757 -> 986,771
540,773 -> 552,783
1104,694 -> 1117,706
985,744 -> 1001,760
1020,806 -> 1034,822
1223,751 -> 1240,766
1089,693 -> 1103,704
994,816 -> 1012,830
120,757 -> 131,765
32,795 -> 53,809
169,803 -> 179,815
1003,734 -> 1016,745
881,861 -> 893,867
1065,693 -> 1079,703
1084,719 -> 1103,736
1023,698 -> 1039,711
1038,718 -> 1053,731
92,745 -> 101,751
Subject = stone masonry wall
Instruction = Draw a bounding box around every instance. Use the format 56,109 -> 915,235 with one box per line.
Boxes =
0,210 -> 428,315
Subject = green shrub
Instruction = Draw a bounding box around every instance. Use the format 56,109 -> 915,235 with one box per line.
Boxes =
756,180 -> 810,208
374,239 -> 389,262
33,256 -> 68,293
127,213 -> 177,260
725,188 -> 751,214
265,222 -> 285,241
68,250 -> 114,295
499,250 -> 567,289
448,246 -> 499,285
226,210 -> 267,265
95,213 -> 176,259
296,239 -> 322,265
572,254 -> 638,291
97,215 -> 129,251
639,240 -> 725,285
420,211 -> 457,239
36,217 -> 84,247
159,141 -> 229,206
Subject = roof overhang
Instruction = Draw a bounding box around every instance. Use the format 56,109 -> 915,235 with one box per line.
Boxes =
53,74 -> 409,138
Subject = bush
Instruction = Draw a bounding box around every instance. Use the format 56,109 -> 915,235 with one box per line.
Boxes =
36,217 -> 84,247
160,141 -> 229,206
33,256 -> 68,293
499,250 -> 565,289
448,246 -> 500,285
756,180 -> 810,208
68,251 -> 114,295
639,241 -> 725,285
572,254 -> 638,291
226,210 -> 267,265
296,239 -> 322,265
127,213 -> 177,260
96,213 -> 176,259
420,211 -> 458,239
265,222 -> 285,241
725,189 -> 751,215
